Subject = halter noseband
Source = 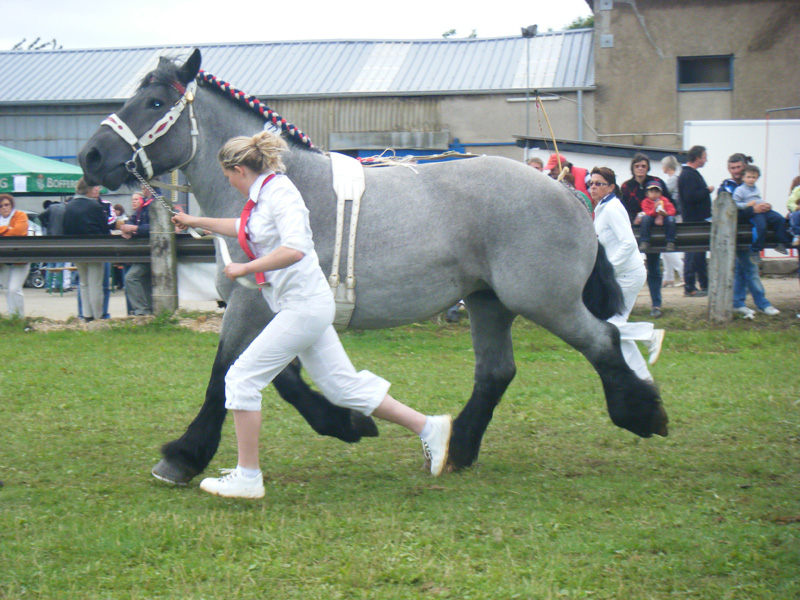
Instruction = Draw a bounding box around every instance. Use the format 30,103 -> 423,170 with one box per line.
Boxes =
101,79 -> 199,180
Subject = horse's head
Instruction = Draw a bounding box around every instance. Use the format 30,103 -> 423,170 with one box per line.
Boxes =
79,49 -> 202,189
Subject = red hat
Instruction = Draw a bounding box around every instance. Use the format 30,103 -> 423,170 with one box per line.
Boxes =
545,153 -> 568,170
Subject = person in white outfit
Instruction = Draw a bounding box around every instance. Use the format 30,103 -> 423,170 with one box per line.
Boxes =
589,167 -> 665,382
172,131 -> 452,499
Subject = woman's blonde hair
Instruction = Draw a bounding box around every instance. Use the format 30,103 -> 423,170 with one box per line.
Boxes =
218,131 -> 288,174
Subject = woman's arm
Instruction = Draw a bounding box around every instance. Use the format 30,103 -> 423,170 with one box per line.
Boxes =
223,246 -> 305,280
172,211 -> 237,237
0,212 -> 29,236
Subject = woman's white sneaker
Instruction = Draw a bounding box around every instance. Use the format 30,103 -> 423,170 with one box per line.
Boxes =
420,415 -> 453,477
199,468 -> 265,499
647,329 -> 665,366
758,306 -> 780,316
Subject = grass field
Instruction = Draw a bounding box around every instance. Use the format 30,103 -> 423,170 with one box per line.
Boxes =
1,311 -> 798,599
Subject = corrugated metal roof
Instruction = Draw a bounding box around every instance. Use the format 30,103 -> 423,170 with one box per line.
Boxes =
0,31 -> 594,104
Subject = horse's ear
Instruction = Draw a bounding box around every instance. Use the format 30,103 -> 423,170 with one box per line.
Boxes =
177,48 -> 202,85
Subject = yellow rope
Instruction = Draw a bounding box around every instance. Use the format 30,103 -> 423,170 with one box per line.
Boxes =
535,92 -> 567,181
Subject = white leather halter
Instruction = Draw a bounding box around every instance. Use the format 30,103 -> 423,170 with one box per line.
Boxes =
101,79 -> 199,180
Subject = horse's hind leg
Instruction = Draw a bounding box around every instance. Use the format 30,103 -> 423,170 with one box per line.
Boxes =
533,304 -> 668,439
448,290 -> 517,469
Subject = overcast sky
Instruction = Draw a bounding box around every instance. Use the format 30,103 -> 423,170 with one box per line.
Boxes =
4,0 -> 592,50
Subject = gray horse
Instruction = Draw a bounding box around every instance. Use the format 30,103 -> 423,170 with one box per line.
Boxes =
79,49 -> 668,485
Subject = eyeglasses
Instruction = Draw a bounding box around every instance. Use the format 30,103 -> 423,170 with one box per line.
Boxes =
588,181 -> 608,187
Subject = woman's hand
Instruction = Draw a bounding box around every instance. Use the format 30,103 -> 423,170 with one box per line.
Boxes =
171,209 -> 195,231
224,262 -> 249,280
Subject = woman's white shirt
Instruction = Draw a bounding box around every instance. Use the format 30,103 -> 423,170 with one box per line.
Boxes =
236,171 -> 330,311
593,194 -> 644,276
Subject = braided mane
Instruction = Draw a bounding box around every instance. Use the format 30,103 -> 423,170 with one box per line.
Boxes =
197,70 -> 316,151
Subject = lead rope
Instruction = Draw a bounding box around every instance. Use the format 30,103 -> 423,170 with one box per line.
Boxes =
124,160 -> 260,290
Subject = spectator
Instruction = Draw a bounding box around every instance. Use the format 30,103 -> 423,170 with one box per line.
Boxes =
732,164 -> 790,263
719,154 -> 781,317
788,184 -> 800,247
553,168 -> 592,212
527,156 -> 544,171
119,191 -> 153,315
678,145 -> 714,297
638,180 -> 677,253
620,153 -> 672,318
588,167 -> 664,381
38,197 -> 74,291
660,155 -> 684,287
98,190 -> 118,319
0,194 -> 30,317
545,153 -> 589,195
63,179 -> 115,322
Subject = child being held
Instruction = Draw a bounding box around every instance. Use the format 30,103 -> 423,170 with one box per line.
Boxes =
732,165 -> 790,262
638,180 -> 677,252
787,184 -> 800,247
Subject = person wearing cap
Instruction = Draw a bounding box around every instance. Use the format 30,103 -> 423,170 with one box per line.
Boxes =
638,180 -> 677,254
620,153 -> 673,318
545,153 -> 589,195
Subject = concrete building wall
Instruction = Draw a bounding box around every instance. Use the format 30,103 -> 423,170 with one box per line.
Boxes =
593,0 -> 800,149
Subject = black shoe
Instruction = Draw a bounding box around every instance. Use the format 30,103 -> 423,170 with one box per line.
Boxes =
684,290 -> 707,297
775,243 -> 788,255
665,242 -> 676,252
650,307 -> 663,318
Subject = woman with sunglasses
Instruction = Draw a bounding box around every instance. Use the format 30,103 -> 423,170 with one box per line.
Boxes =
588,168 -> 664,382
0,194 -> 30,317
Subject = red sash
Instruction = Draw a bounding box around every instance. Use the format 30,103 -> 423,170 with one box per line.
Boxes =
237,173 -> 276,286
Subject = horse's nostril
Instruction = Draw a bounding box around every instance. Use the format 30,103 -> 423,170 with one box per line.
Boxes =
85,147 -> 101,170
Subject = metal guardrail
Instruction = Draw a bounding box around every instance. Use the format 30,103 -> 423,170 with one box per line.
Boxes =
634,222 -> 780,252
0,235 -> 215,263
0,224 -> 784,262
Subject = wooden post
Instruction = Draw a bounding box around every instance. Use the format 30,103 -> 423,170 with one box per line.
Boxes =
149,199 -> 178,314
708,191 -> 737,322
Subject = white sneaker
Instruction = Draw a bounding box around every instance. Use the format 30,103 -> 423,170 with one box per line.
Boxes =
758,306 -> 780,316
199,468 -> 265,499
647,329 -> 665,366
420,415 -> 453,477
733,306 -> 756,319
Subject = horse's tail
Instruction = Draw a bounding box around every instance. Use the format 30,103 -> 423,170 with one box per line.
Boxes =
582,243 -> 624,320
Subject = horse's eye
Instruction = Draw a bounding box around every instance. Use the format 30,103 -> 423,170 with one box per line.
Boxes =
149,99 -> 164,109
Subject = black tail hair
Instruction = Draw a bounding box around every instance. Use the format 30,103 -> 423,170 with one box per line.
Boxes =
582,243 -> 624,319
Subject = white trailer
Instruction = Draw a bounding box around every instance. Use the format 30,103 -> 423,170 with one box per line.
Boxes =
684,119 -> 800,214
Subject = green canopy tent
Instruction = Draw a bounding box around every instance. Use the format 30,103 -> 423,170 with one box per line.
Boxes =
0,145 -> 85,195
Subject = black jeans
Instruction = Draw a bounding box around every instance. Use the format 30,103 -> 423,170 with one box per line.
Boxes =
683,251 -> 707,293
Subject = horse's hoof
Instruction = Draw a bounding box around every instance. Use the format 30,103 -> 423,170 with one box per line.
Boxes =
350,411 -> 379,438
151,459 -> 198,486
652,403 -> 669,437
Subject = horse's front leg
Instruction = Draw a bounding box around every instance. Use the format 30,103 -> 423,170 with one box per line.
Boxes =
448,290 -> 517,470
152,296 -> 378,485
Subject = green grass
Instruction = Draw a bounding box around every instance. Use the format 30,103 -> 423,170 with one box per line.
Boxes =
1,313 -> 798,599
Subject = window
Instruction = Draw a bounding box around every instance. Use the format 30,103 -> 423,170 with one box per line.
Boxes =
677,55 -> 733,91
